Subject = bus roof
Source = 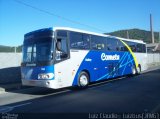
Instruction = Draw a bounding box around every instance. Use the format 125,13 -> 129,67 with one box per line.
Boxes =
24,27 -> 145,45
53,27 -> 146,44
108,36 -> 145,44
53,27 -> 109,37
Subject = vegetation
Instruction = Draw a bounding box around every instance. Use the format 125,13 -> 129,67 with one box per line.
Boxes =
0,45 -> 22,52
105,28 -> 160,43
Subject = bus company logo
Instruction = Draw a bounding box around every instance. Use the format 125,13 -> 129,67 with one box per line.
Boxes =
101,53 -> 120,61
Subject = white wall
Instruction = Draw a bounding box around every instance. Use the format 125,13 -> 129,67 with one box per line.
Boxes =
0,53 -> 22,69
0,53 -> 22,84
147,53 -> 160,64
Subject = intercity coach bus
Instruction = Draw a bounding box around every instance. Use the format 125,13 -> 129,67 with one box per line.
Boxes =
21,27 -> 147,89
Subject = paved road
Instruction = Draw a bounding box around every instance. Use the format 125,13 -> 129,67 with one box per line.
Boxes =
0,69 -> 160,116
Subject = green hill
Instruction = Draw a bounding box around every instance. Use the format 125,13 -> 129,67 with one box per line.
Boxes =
105,28 -> 160,43
0,45 -> 22,52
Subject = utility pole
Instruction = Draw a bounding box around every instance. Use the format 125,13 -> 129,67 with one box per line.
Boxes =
150,14 -> 155,43
14,46 -> 17,53
127,30 -> 129,39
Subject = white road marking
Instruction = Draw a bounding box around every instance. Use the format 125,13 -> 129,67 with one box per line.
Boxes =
0,102 -> 32,113
89,77 -> 125,89
11,102 -> 32,108
0,106 -> 13,113
0,90 -> 71,113
44,89 -> 71,96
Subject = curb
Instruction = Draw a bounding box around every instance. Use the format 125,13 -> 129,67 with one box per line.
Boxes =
143,65 -> 160,74
0,83 -> 28,94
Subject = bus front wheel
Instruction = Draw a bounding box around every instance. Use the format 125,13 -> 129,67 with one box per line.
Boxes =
78,71 -> 89,88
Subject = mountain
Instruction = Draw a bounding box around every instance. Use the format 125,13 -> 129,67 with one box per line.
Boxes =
0,45 -> 22,52
105,29 -> 160,43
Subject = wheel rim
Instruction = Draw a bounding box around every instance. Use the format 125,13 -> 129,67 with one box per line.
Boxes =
79,75 -> 88,87
137,67 -> 141,74
132,67 -> 136,75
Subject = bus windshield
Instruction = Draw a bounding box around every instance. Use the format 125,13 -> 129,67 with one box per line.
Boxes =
23,37 -> 53,63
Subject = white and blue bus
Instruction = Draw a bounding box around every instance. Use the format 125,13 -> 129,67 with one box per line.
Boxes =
21,27 -> 147,89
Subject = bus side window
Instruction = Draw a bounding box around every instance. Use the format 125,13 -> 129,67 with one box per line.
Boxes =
136,43 -> 143,52
56,30 -> 68,61
70,32 -> 90,50
118,41 -> 127,51
142,44 -> 146,53
106,38 -> 118,51
124,41 -> 136,52
129,42 -> 137,52
117,40 -> 123,51
91,35 -> 106,50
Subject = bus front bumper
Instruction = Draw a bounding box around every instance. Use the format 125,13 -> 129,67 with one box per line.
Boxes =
21,79 -> 58,89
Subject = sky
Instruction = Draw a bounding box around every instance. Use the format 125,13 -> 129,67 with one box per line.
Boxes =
0,0 -> 160,46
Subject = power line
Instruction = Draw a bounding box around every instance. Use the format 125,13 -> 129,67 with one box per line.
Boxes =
13,0 -> 106,33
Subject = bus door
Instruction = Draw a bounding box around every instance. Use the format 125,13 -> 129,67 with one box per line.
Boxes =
108,62 -> 120,78
55,30 -> 70,87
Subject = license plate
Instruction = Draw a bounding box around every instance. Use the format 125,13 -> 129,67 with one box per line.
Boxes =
29,80 -> 36,84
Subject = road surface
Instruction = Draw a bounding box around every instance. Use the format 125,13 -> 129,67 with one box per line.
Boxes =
0,68 -> 160,118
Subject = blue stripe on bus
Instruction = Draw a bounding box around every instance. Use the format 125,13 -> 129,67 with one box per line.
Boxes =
72,51 -> 135,86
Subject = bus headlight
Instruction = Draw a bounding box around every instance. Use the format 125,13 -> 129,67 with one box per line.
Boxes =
38,73 -> 54,80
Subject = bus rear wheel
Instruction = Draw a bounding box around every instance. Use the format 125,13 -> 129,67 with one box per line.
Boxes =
78,71 -> 89,88
137,65 -> 141,75
132,66 -> 136,75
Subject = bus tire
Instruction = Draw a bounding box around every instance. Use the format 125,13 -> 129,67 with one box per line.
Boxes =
137,65 -> 141,75
78,71 -> 89,88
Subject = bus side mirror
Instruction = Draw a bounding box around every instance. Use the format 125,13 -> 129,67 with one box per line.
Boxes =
56,41 -> 61,51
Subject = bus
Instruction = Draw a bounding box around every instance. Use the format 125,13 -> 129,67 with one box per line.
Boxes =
21,27 -> 147,89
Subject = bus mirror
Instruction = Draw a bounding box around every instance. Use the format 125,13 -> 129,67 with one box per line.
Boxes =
56,41 -> 61,51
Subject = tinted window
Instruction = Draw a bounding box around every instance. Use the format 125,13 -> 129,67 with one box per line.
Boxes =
142,44 -> 146,53
117,40 -> 128,51
136,43 -> 146,53
56,30 -> 69,61
91,35 -> 106,50
82,34 -> 90,49
70,32 -> 90,49
57,30 -> 67,37
107,38 -> 119,51
136,43 -> 143,52
125,41 -> 137,52
23,39 -> 52,63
